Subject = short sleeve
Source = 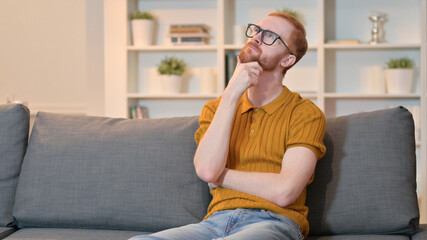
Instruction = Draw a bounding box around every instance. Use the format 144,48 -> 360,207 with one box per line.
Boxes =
286,101 -> 326,160
194,98 -> 220,145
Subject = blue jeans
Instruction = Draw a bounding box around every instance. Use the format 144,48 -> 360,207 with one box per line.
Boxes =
128,208 -> 304,240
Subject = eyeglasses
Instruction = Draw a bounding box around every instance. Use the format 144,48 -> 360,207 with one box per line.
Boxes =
245,23 -> 294,55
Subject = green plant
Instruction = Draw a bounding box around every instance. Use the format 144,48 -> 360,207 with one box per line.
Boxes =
386,58 -> 414,69
158,57 -> 187,76
131,11 -> 154,20
277,8 -> 299,20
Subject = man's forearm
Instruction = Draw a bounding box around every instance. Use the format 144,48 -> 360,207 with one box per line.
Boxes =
216,168 -> 296,207
193,96 -> 239,183
194,59 -> 263,183
215,147 -> 317,207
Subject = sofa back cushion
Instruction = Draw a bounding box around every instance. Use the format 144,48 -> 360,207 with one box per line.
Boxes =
13,113 -> 210,232
0,104 -> 29,227
307,106 -> 419,236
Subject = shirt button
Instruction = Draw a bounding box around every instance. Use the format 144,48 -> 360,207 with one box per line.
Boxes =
250,129 -> 255,134
254,109 -> 259,113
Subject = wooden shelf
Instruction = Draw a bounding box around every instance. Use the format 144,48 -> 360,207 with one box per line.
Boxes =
324,43 -> 421,50
127,45 -> 217,52
324,93 -> 421,99
224,44 -> 318,51
105,0 -> 426,223
127,93 -> 218,99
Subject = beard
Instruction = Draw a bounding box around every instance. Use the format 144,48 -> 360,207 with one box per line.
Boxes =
239,42 -> 261,63
238,42 -> 283,71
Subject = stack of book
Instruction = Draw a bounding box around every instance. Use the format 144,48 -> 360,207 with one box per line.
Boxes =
225,52 -> 237,87
130,106 -> 149,119
169,24 -> 210,46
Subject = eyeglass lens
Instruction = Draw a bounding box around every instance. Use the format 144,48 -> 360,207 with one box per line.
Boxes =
246,24 -> 278,45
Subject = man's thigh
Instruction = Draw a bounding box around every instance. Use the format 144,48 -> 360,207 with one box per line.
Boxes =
222,211 -> 303,240
222,220 -> 302,240
128,223 -> 219,240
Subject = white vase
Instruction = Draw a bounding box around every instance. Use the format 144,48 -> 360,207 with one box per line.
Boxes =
384,69 -> 414,94
161,75 -> 182,93
200,67 -> 217,94
131,19 -> 154,46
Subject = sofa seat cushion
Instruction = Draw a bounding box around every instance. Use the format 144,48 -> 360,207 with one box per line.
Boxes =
0,227 -> 17,239
307,235 -> 409,240
3,228 -> 149,240
0,104 -> 29,227
306,107 -> 419,236
411,224 -> 427,240
13,113 -> 210,232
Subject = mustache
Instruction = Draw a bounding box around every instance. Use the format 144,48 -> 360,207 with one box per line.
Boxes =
243,42 -> 261,54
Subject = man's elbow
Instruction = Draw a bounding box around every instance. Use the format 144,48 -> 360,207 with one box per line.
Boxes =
272,187 -> 299,208
195,166 -> 220,183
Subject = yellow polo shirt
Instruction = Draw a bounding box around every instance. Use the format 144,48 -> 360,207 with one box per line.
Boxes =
194,86 -> 326,237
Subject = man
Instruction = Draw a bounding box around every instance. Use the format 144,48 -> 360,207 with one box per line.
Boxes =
130,12 -> 326,240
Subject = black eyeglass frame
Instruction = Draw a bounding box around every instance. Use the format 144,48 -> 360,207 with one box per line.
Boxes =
245,23 -> 294,56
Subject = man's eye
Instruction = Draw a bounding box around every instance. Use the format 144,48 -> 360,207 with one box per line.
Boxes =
264,31 -> 276,40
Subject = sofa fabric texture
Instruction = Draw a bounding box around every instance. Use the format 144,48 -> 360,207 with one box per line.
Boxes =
0,104 -> 29,227
306,106 -> 419,236
4,228 -> 148,240
306,235 -> 410,240
13,113 -> 210,232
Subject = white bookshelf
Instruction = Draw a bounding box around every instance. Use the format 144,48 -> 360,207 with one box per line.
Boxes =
104,0 -> 426,222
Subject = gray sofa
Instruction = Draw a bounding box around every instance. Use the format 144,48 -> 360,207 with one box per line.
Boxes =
0,103 -> 425,240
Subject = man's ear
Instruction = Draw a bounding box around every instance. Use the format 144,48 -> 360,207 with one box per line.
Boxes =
281,55 -> 296,69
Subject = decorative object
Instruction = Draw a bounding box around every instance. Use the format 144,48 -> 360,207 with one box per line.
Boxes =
384,58 -> 414,94
131,11 -> 155,46
369,11 -> 387,44
158,57 -> 187,93
360,66 -> 386,94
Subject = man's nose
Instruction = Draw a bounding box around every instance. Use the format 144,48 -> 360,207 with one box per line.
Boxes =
252,32 -> 262,45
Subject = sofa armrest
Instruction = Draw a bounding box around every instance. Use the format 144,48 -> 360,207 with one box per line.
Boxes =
412,224 -> 427,240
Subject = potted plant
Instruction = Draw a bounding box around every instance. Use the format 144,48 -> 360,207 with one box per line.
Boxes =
277,8 -> 303,24
158,57 -> 187,93
384,58 -> 414,94
131,11 -> 155,46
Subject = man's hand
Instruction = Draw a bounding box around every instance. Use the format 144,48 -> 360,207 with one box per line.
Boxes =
223,56 -> 263,102
208,182 -> 219,189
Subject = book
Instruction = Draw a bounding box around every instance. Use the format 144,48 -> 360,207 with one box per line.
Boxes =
169,24 -> 209,35
170,24 -> 208,31
129,106 -> 149,119
170,33 -> 210,45
225,52 -> 237,87
170,28 -> 207,34
326,39 -> 360,44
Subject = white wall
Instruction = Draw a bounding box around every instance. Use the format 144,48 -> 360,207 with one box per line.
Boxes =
0,0 -> 105,116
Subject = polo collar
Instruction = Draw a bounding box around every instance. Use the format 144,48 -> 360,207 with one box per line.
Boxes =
241,86 -> 292,115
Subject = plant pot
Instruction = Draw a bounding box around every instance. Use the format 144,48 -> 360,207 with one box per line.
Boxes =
384,68 -> 414,94
161,75 -> 182,93
131,19 -> 154,46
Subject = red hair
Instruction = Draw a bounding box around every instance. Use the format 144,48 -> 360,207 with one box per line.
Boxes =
268,12 -> 308,71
